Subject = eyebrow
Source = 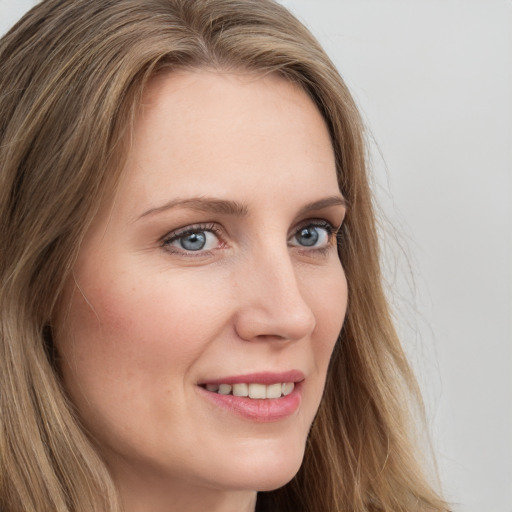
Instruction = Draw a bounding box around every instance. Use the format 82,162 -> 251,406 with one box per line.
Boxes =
138,194 -> 347,220
297,196 -> 348,216
138,197 -> 249,219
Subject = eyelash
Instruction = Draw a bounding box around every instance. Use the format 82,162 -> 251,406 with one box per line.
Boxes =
290,220 -> 339,255
161,223 -> 222,256
161,219 -> 340,256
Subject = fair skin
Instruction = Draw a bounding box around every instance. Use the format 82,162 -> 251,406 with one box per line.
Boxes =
55,70 -> 348,512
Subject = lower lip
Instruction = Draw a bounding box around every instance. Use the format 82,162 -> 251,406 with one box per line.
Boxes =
197,382 -> 302,423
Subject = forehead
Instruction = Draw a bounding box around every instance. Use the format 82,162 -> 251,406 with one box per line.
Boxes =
111,69 -> 338,220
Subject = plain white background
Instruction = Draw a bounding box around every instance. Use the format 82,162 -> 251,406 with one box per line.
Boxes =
1,1 -> 511,511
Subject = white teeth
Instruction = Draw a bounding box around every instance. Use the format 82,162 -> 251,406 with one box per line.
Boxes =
232,383 -> 249,397
282,382 -> 294,396
218,384 -> 232,395
205,382 -> 295,399
248,383 -> 266,399
266,383 -> 283,399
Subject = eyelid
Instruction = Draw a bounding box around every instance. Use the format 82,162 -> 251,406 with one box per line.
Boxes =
159,217 -> 342,258
288,218 -> 339,250
291,218 -> 339,237
160,222 -> 224,254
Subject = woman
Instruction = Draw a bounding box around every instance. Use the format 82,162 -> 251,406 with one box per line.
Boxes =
0,0 -> 450,511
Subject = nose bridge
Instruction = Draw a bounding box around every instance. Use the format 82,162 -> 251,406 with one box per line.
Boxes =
233,242 -> 316,342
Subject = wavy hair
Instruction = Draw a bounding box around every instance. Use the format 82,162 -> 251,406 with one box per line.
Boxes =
0,1 -> 449,510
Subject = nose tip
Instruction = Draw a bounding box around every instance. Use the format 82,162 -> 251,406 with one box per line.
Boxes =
233,260 -> 317,343
235,301 -> 316,342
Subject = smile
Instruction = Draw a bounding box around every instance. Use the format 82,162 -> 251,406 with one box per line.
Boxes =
198,371 -> 304,421
203,382 -> 295,399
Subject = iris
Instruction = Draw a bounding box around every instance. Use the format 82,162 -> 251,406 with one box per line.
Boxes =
296,226 -> 319,247
180,232 -> 207,251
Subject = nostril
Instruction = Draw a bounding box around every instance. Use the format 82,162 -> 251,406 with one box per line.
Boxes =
233,302 -> 316,343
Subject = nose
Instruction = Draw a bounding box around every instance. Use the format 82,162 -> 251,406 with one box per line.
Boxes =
232,247 -> 316,343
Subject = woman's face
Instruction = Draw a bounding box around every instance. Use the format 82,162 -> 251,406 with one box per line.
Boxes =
56,70 -> 347,508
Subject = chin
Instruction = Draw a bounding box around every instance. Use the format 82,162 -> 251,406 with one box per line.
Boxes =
219,439 -> 306,492
253,465 -> 302,492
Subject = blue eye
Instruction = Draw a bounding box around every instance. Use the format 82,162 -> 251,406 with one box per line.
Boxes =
164,225 -> 220,252
179,232 -> 207,251
163,221 -> 336,255
290,223 -> 332,249
296,226 -> 320,246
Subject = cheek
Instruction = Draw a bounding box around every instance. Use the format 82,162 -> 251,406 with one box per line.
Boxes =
55,266 -> 222,407
302,262 -> 347,403
309,263 -> 347,347
54,268 -> 234,466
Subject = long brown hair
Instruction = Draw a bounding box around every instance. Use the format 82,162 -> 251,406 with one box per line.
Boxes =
0,1 -> 449,510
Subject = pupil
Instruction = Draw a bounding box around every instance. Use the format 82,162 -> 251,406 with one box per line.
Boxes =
299,227 -> 318,246
181,232 -> 206,251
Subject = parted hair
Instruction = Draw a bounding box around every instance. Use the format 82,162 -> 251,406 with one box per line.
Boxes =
0,1 -> 449,511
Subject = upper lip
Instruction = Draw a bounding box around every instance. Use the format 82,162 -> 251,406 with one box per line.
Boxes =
198,370 -> 305,386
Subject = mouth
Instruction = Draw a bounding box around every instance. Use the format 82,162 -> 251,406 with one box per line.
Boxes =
200,381 -> 295,399
197,371 -> 304,422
